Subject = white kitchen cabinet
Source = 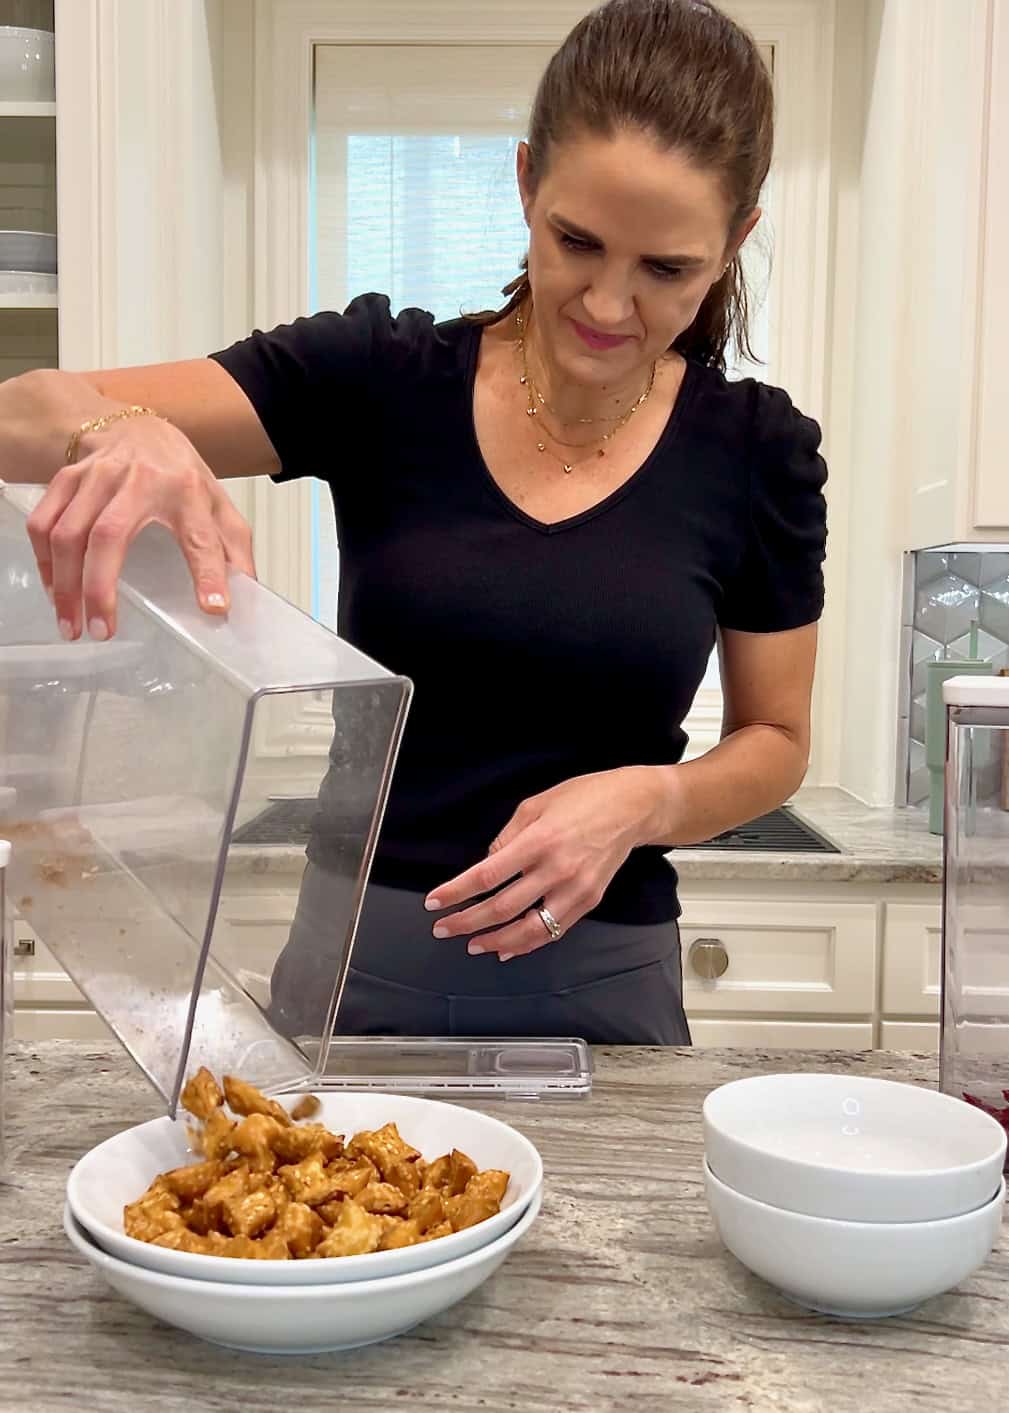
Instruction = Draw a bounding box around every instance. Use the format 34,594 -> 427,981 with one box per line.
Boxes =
680,898 -> 878,1018
14,1008 -> 110,1041
879,1021 -> 939,1051
690,1019 -> 874,1049
880,902 -> 942,1019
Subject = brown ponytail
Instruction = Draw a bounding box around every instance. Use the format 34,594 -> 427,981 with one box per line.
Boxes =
469,0 -> 773,370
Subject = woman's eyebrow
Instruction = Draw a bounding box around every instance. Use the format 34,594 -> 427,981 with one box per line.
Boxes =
551,213 -> 709,267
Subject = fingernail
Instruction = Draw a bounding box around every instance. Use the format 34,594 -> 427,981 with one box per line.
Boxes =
424,897 -> 442,912
432,925 -> 449,939
498,952 -> 515,963
467,943 -> 485,956
88,618 -> 109,642
58,619 -> 74,641
205,592 -> 227,610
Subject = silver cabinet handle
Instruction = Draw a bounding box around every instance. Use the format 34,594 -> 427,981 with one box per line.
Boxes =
13,936 -> 34,958
689,937 -> 729,980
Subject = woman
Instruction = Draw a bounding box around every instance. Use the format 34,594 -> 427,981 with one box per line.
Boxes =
1,0 -> 826,1045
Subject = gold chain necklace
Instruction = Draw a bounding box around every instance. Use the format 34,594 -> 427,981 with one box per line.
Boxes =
515,306 -> 656,474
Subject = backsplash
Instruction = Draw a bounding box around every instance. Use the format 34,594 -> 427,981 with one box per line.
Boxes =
897,545 -> 1009,805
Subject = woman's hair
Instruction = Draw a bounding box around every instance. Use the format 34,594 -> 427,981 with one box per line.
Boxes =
470,0 -> 773,369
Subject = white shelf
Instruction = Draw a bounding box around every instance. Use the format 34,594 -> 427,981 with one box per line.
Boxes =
0,293 -> 58,309
0,101 -> 56,118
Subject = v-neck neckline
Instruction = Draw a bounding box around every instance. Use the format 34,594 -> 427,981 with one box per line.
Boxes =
461,323 -> 697,537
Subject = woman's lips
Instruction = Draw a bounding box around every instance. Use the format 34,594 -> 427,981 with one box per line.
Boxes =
570,318 -> 631,351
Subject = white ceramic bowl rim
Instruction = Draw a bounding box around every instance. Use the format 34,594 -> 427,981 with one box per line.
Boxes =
67,1090 -> 543,1282
0,26 -> 55,40
703,1074 -> 1007,1179
65,1185 -> 542,1299
703,1157 -> 1007,1231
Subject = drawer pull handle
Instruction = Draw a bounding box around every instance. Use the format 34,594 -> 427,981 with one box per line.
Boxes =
13,937 -> 35,958
689,937 -> 729,980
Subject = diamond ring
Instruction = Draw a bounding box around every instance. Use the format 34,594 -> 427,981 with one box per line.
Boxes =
536,904 -> 563,941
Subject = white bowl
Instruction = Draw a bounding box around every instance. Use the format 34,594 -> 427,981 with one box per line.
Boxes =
0,27 -> 55,102
67,1090 -> 543,1284
0,231 -> 56,274
704,1159 -> 1004,1319
64,1187 -> 541,1354
703,1073 -> 1007,1223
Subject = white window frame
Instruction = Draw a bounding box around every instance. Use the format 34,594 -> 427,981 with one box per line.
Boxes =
244,0 -> 837,760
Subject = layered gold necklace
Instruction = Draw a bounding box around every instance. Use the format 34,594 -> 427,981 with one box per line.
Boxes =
515,305 -> 656,474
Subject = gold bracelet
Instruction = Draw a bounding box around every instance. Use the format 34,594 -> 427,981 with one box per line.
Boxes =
65,405 -> 162,466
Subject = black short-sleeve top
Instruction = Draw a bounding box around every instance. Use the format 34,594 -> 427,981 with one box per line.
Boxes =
210,294 -> 827,924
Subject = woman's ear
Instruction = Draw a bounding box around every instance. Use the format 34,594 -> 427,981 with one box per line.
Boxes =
725,206 -> 762,265
516,141 -> 535,227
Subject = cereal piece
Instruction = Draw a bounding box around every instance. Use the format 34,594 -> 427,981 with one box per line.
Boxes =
348,1122 -> 421,1173
356,1181 -> 409,1216
193,1165 -> 251,1230
407,1189 -> 447,1233
151,1227 -> 232,1256
277,1152 -> 354,1206
188,1108 -> 237,1162
290,1095 -> 321,1121
424,1148 -> 477,1196
221,1187 -> 277,1238
446,1169 -> 509,1231
274,1202 -> 325,1258
269,1124 -> 344,1165
181,1067 -> 224,1121
377,1217 -> 423,1251
227,1232 -> 291,1260
419,1220 -> 454,1243
314,1199 -> 384,1257
222,1075 -> 292,1127
310,1163 -> 375,1216
231,1113 -> 285,1171
124,1189 -> 184,1243
159,1159 -> 228,1203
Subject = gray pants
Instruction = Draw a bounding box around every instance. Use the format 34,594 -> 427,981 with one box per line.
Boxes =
268,862 -> 691,1046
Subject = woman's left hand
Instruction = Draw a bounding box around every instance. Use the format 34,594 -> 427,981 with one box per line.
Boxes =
424,767 -> 665,961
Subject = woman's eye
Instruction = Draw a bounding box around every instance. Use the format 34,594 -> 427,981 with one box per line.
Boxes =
648,262 -> 683,281
559,232 -> 595,254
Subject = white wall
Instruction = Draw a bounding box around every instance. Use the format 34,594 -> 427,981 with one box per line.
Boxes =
836,0 -> 985,805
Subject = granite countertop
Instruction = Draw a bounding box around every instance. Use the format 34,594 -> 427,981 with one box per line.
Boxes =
673,786 -> 943,884
3,1041 -> 1007,1413
227,786 -> 944,887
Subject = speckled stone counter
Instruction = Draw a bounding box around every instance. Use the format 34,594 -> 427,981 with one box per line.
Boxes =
673,786 -> 943,884
2,1041 -> 1006,1413
226,788 -> 944,890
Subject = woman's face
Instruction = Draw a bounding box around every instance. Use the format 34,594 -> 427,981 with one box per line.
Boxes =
517,128 -> 757,384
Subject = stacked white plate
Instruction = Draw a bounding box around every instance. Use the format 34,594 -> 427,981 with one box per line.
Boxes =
702,1073 -> 1007,1318
66,1091 -> 543,1354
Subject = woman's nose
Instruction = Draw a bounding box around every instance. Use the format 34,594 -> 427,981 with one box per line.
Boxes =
580,276 -> 634,330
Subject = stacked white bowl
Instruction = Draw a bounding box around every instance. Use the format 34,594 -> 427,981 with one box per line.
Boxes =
702,1073 -> 1007,1319
66,1091 -> 543,1354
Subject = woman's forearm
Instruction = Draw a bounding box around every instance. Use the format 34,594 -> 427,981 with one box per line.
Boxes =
632,723 -> 810,848
0,368 -> 122,485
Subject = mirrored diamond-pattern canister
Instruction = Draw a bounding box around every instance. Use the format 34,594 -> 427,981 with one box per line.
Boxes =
940,676 -> 1009,1171
898,547 -> 1009,805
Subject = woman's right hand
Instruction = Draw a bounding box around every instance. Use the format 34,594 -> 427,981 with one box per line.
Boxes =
26,416 -> 256,642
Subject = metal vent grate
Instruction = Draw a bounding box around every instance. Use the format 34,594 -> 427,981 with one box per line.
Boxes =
231,798 -> 318,846
688,807 -> 840,853
232,802 -> 840,855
